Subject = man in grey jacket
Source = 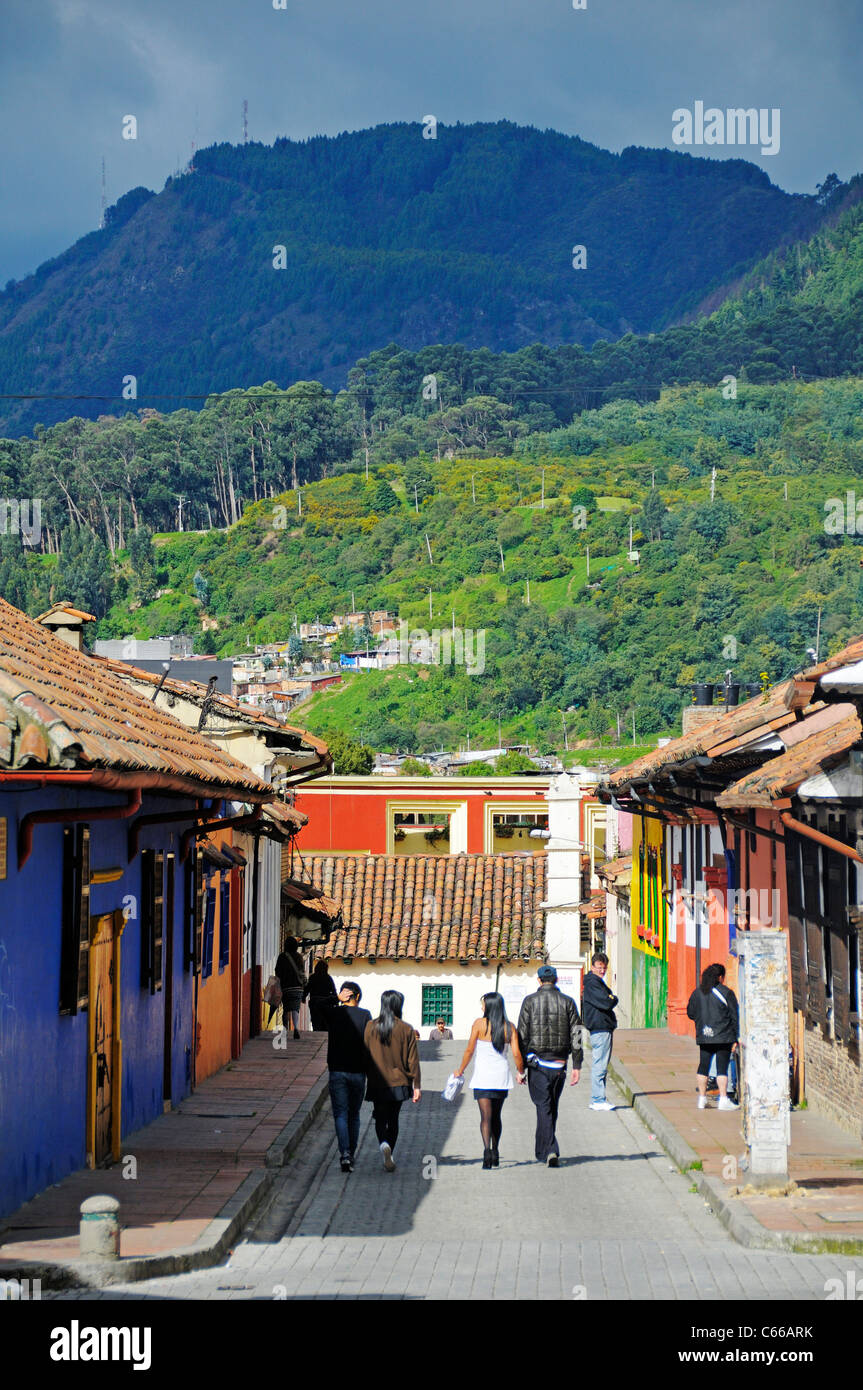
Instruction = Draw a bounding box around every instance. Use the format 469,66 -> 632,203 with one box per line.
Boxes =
517,965 -> 583,1166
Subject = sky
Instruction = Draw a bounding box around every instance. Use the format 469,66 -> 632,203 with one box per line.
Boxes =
0,0 -> 861,283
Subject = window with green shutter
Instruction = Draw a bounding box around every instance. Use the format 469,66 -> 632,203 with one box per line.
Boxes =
421,984 -> 453,1026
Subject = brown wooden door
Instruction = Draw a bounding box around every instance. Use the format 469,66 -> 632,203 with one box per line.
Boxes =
89,913 -> 115,1165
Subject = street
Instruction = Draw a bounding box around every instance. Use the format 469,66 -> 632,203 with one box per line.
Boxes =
46,1044 -> 863,1301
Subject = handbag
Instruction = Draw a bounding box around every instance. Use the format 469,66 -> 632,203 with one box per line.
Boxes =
442,1072 -> 465,1102
263,976 -> 283,1007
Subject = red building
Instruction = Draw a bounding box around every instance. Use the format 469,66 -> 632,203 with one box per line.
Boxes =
294,774 -> 553,857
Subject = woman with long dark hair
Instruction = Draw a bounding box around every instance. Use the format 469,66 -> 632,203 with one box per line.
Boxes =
454,992 -> 525,1168
363,990 -> 421,1171
686,962 -> 739,1110
275,935 -> 306,1040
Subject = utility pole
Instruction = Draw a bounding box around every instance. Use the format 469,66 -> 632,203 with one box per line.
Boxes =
414,484 -> 419,513
471,474 -> 476,504
561,710 -> 568,752
710,466 -> 716,503
351,590 -> 355,612
815,607 -> 822,662
586,545 -> 590,578
242,99 -> 248,144
429,588 -> 433,621
297,490 -> 302,517
525,579 -> 530,606
176,495 -> 186,531
425,534 -> 433,564
783,481 -> 788,502
499,542 -> 505,573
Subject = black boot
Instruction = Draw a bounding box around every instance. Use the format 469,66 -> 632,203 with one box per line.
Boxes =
482,1148 -> 493,1169
491,1145 -> 499,1167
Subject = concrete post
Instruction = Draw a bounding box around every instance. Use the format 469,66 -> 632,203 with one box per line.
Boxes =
79,1195 -> 121,1258
739,930 -> 791,1184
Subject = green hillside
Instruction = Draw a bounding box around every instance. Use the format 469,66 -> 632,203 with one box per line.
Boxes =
4,377 -> 854,753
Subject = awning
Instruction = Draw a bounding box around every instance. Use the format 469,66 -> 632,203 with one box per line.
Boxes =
201,839 -> 233,869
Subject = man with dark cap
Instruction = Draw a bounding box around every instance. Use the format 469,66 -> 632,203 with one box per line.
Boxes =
517,964 -> 583,1166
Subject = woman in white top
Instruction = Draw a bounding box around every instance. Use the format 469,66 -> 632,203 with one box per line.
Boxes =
454,992 -> 525,1169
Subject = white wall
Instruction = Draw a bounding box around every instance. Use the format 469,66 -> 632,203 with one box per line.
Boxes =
325,959 -> 540,1039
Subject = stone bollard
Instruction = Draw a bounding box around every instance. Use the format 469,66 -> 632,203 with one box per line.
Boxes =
79,1195 -> 121,1259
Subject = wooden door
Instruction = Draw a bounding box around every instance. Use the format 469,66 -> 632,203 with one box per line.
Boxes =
88,913 -> 115,1166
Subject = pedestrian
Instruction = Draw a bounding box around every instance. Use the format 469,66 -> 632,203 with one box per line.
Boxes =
686,962 -> 740,1111
274,935 -> 306,1040
305,957 -> 337,1031
326,981 -> 372,1173
453,992 -> 525,1169
363,990 -> 421,1172
428,1016 -> 453,1041
517,964 -> 583,1166
582,952 -> 618,1111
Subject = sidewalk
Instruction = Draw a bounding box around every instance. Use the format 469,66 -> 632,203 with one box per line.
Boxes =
0,1032 -> 327,1288
609,1028 -> 863,1254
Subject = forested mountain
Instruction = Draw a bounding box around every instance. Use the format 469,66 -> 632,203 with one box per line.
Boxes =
3,379 -> 861,751
0,121 -> 827,437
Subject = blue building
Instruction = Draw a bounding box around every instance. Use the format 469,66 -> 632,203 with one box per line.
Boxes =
0,598 -> 274,1219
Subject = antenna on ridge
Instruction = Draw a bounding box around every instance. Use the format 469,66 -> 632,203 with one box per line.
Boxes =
242,99 -> 248,144
100,157 -> 107,229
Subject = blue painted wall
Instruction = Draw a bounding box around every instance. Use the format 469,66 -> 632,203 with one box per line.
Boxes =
0,787 -> 201,1219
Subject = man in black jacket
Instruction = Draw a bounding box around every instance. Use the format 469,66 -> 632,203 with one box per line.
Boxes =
325,982 -> 372,1172
582,952 -> 618,1111
517,965 -> 583,1166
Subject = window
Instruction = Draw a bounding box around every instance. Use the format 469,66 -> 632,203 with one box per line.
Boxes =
490,811 -> 547,853
140,849 -> 164,993
392,808 -> 452,855
59,824 -> 90,1015
422,984 -> 453,1026
202,883 -> 217,979
186,849 -> 205,972
219,878 -> 231,971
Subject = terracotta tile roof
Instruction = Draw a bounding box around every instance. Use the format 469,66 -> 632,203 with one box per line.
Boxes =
307,853 -> 548,962
264,801 -> 307,832
606,678 -> 812,788
0,598 -> 272,799
281,878 -> 341,919
597,855 -> 632,883
716,706 -> 863,809
94,656 -> 331,760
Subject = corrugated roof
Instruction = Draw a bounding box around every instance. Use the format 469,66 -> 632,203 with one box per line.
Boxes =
0,598 -> 272,798
307,852 -> 547,962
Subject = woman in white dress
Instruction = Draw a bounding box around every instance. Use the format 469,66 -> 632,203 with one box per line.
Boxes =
453,993 -> 525,1169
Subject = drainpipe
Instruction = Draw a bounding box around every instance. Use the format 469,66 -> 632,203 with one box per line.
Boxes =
127,800 -> 217,862
18,788 -> 142,869
779,811 -> 863,865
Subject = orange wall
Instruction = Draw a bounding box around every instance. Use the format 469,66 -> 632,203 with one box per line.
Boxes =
195,829 -> 234,1084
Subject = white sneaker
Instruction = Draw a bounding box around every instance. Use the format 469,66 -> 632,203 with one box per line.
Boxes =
717,1097 -> 739,1111
589,1101 -> 615,1111
380,1142 -> 396,1171
697,1096 -> 710,1109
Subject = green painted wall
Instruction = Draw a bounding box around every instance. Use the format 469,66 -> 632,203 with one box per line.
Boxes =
631,950 -> 668,1030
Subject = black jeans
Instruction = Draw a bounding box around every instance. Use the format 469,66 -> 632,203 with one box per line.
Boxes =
527,1064 -> 566,1160
372,1096 -> 403,1151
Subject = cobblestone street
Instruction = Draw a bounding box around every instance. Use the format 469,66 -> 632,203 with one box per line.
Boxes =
47,1045 -> 863,1301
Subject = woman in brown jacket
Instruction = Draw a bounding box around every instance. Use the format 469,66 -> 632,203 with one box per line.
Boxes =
363,990 -> 421,1171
